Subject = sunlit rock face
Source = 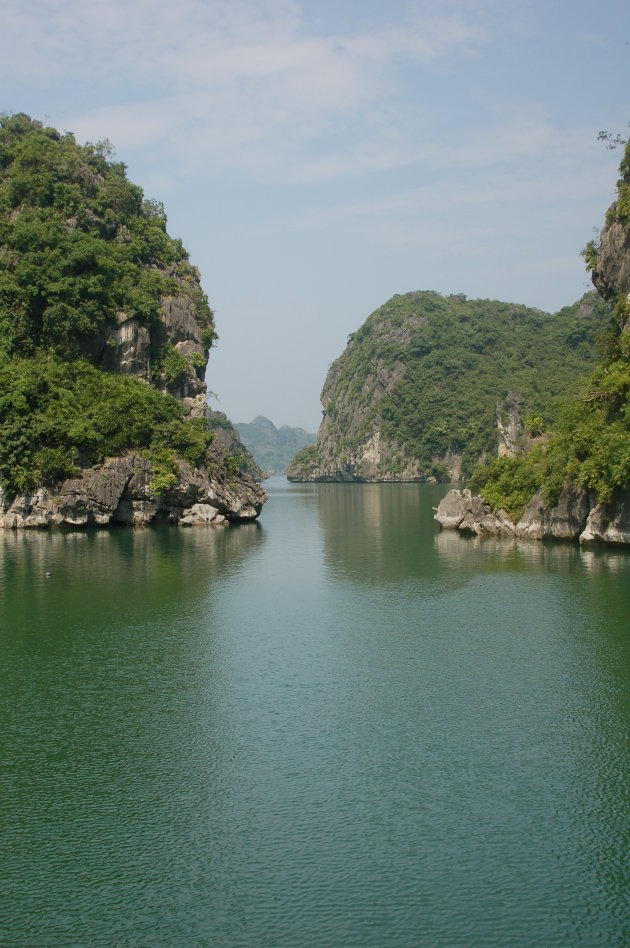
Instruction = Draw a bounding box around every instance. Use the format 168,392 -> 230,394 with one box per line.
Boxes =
593,218 -> 630,303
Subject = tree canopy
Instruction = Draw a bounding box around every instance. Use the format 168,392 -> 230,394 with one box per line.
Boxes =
0,114 -> 216,498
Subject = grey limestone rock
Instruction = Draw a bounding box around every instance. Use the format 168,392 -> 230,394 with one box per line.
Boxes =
433,488 -> 468,528
435,485 -> 630,549
580,490 -> 630,546
515,486 -> 590,541
0,453 -> 266,530
593,218 -> 630,302
434,489 -> 515,538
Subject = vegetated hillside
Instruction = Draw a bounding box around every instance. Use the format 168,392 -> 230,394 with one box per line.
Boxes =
0,113 -> 266,527
287,289 -> 610,483
470,137 -> 630,525
236,416 -> 316,473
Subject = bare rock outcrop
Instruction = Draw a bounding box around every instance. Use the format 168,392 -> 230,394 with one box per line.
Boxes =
592,219 -> 630,302
434,489 -> 515,537
580,490 -> 630,546
0,454 -> 266,530
435,487 -> 630,548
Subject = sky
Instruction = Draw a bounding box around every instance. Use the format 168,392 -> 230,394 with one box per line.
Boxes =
1,0 -> 629,431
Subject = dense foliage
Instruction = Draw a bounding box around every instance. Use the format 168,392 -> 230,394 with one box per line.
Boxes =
0,113 -> 216,497
472,139 -> 630,519
0,354 -> 214,495
292,288 -> 610,480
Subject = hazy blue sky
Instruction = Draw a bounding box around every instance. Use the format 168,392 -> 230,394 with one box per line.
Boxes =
2,0 -> 628,429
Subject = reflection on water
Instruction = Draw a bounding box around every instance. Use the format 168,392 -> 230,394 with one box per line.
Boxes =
316,482 -> 448,585
1,483 -> 630,946
434,526 -> 630,576
0,523 -> 264,632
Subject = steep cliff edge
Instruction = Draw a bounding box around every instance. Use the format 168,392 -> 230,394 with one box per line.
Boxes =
438,137 -> 630,547
0,113 -> 266,528
288,291 -> 609,483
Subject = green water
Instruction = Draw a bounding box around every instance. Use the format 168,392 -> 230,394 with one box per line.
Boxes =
1,479 -> 630,947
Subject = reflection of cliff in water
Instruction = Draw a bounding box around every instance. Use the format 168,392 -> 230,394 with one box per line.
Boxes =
434,527 -> 630,578
316,480 -> 630,594
0,523 -> 264,635
316,482 -> 452,586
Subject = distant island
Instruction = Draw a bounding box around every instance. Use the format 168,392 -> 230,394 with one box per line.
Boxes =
236,416 -> 316,474
0,113 -> 266,528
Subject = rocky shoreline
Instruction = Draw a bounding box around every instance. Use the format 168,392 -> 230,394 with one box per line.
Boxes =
435,487 -> 630,547
0,453 -> 267,530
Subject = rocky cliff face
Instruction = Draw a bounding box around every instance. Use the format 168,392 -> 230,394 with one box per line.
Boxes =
96,273 -> 209,412
289,338 -> 432,482
287,290 -> 608,483
593,219 -> 630,302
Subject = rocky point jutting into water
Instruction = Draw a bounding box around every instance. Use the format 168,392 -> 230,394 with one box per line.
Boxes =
434,485 -> 630,546
0,114 -> 266,528
287,290 -> 609,484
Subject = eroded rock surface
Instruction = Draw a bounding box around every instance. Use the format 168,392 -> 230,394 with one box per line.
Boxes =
1,454 -> 266,530
433,489 -> 515,538
435,487 -> 630,547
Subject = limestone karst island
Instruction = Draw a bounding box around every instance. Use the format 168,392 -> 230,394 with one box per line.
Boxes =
2,113 -> 630,549
0,114 -> 267,529
287,137 -> 630,548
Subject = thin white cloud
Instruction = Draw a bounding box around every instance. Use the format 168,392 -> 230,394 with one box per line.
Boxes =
2,0 -> 486,180
286,152 -> 617,244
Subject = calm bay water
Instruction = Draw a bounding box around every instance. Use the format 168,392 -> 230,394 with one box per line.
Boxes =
1,478 -> 630,947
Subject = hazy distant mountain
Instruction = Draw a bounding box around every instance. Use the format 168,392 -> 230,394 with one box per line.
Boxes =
236,416 -> 316,474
